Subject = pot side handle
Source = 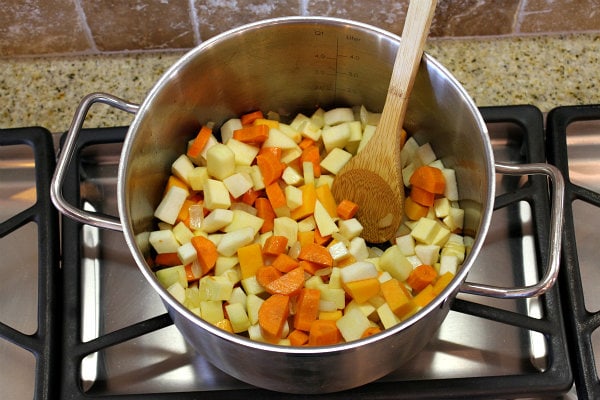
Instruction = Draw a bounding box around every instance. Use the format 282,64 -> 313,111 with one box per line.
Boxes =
460,162 -> 565,299
50,92 -> 140,231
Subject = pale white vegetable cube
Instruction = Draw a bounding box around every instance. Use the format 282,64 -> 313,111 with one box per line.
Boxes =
188,167 -> 209,191
263,128 -> 299,151
395,234 -> 415,256
319,300 -> 337,312
357,124 -> 376,154
200,300 -> 225,324
284,185 -> 303,210
149,229 -> 180,254
225,302 -> 251,333
310,108 -> 326,128
443,207 -> 465,231
202,209 -> 234,233
282,166 -> 304,186
320,147 -> 352,175
379,245 -> 413,281
417,142 -> 437,166
402,162 -> 416,188
171,154 -> 195,185
338,218 -> 363,240
323,107 -> 355,126
248,324 -> 266,342
246,294 -> 264,325
273,217 -> 299,246
407,255 -> 422,268
321,123 -> 350,153
223,172 -> 253,199
206,143 -> 236,180
440,254 -> 459,275
344,120 -> 363,154
336,307 -> 371,342
316,174 -> 334,189
313,199 -> 339,236
220,118 -> 242,144
358,105 -> 381,128
171,221 -> 193,245
154,185 -> 188,225
303,161 -> 315,185
434,197 -> 451,218
378,271 -> 393,284
432,222 -> 451,247
249,165 -> 265,190
216,226 -> 255,257
278,123 -> 302,143
281,147 -> 302,164
319,287 -> 346,309
297,215 -> 316,232
214,256 -> 239,276
377,303 -> 401,329
400,137 -> 420,167
305,275 -> 326,289
241,275 -> 266,295
428,159 -> 444,170
228,286 -> 247,305
328,267 -> 342,289
345,300 -> 376,319
328,241 -> 349,261
222,267 -> 241,286
156,265 -> 187,288
223,209 -> 264,235
177,242 -> 198,265
185,286 -> 201,309
198,275 -> 233,301
167,282 -> 186,304
203,179 -> 231,210
411,217 -> 439,244
197,134 -> 218,163
339,261 -> 378,283
415,244 -> 441,266
442,168 -> 460,201
348,236 -> 370,261
225,138 -> 259,166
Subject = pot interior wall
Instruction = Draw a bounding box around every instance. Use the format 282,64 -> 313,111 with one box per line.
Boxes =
121,17 -> 491,300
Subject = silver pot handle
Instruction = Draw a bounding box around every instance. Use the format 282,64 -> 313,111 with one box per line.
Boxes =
460,162 -> 565,299
50,92 -> 140,231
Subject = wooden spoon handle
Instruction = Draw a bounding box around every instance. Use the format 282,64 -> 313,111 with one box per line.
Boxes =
379,0 -> 437,138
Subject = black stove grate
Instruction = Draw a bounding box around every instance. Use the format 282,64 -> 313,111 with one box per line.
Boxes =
546,104 -> 600,400
55,106 -> 572,399
0,127 -> 61,400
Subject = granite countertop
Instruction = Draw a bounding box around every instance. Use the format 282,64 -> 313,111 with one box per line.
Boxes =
1,33 -> 599,133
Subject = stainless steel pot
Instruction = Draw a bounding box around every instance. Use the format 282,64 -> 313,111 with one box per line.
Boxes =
51,17 -> 564,393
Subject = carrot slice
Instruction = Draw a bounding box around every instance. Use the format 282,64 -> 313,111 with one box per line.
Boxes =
336,199 -> 359,220
300,145 -> 321,178
240,110 -> 264,126
298,242 -> 333,268
298,137 -> 315,150
256,151 -> 285,186
299,259 -> 323,275
288,329 -> 309,346
308,319 -> 341,346
186,125 -> 213,159
409,165 -> 446,194
361,326 -> 382,338
155,252 -> 181,267
406,264 -> 438,292
294,288 -> 321,331
190,235 -> 218,275
410,185 -> 435,207
313,227 -> 332,246
262,235 -> 288,256
258,294 -> 290,341
272,253 -> 300,273
265,266 -> 305,296
256,265 -> 283,288
255,197 -> 276,234
233,124 -> 269,144
265,182 -> 287,210
240,188 -> 262,205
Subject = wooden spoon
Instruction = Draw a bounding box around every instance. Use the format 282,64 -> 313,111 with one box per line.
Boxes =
331,0 -> 437,243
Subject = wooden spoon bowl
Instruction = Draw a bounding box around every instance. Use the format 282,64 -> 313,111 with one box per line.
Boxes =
331,0 -> 437,243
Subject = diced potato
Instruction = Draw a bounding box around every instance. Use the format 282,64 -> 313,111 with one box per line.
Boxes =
154,186 -> 188,225
379,245 -> 413,281
220,118 -> 242,144
206,143 -> 236,180
156,265 -> 187,289
171,154 -> 195,185
225,302 -> 251,333
321,123 -> 350,153
339,261 -> 378,283
320,147 -> 352,175
149,229 -> 180,254
336,307 -> 371,342
203,179 -> 231,210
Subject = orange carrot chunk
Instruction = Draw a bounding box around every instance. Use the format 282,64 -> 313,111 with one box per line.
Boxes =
256,151 -> 285,186
265,182 -> 287,210
410,185 -> 435,207
294,288 -> 321,331
255,197 -> 276,234
258,294 -> 290,341
233,124 -> 269,144
240,110 -> 264,126
155,252 -> 182,267
406,264 -> 438,292
361,326 -> 382,338
300,145 -> 321,178
190,235 -> 218,275
298,242 -> 333,268
262,235 -> 289,256
256,265 -> 283,288
264,266 -> 306,296
308,319 -> 342,346
288,329 -> 309,346
336,199 -> 359,220
409,165 -> 446,194
272,253 -> 300,273
186,125 -> 213,159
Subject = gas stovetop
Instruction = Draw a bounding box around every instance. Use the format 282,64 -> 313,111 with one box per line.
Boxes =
2,104 -> 599,399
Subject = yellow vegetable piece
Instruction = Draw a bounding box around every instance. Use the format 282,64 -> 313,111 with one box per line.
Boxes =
237,243 -> 264,279
343,278 -> 380,304
432,271 -> 455,295
290,183 -> 317,220
380,278 -> 416,318
413,284 -> 435,308
315,184 -> 338,218
319,310 -> 343,321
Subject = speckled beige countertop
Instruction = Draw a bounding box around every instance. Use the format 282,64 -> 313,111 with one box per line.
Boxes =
1,33 -> 599,133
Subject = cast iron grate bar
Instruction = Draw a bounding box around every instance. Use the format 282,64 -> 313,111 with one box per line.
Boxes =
546,104 -> 600,400
59,106 -> 570,399
0,127 -> 61,400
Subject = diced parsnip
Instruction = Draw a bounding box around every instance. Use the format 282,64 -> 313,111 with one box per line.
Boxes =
336,307 -> 371,342
439,254 -> 459,275
225,138 -> 260,166
400,136 -> 420,167
156,265 -> 187,289
214,256 -> 239,276
149,229 -> 180,254
442,168 -> 459,201
284,185 -> 303,210
434,197 -> 451,218
263,128 -> 300,151
377,303 -> 401,329
328,241 -> 349,261
273,217 -> 299,246
319,286 -> 346,309
357,124 -> 376,154
313,199 -> 339,236
202,209 -> 234,233
241,275 -> 265,295
321,123 -> 351,153
345,299 -> 377,319
278,123 -> 302,143
316,174 -> 334,189
189,167 -> 209,191
379,245 -> 413,281
344,120 -> 363,154
223,172 -> 254,199
416,142 -> 437,166
220,118 -> 243,144
443,207 -> 465,231
225,302 -> 251,333
302,161 -> 315,186
395,234 -> 415,256
348,236 -> 369,261
415,244 -> 441,266
359,105 -> 381,128
246,293 -> 265,325
154,185 -> 188,225
328,267 -> 342,289
410,217 -> 440,244
206,143 -> 236,180
173,221 -> 194,244
198,275 -> 234,301
203,179 -> 231,210
297,215 -> 316,232
216,226 -> 255,257
311,107 -> 326,128
282,166 -> 304,186
177,242 -> 197,265
167,282 -> 186,303
281,147 -> 302,164
323,107 -> 355,126
320,147 -> 352,175
171,154 -> 195,185
339,261 -> 378,283
200,300 -> 225,324
337,218 -> 363,241
402,162 -> 416,188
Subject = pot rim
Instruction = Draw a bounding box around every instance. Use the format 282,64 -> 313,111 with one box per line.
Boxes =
117,16 -> 495,354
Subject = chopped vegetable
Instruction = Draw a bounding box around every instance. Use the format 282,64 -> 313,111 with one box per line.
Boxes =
258,293 -> 289,341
